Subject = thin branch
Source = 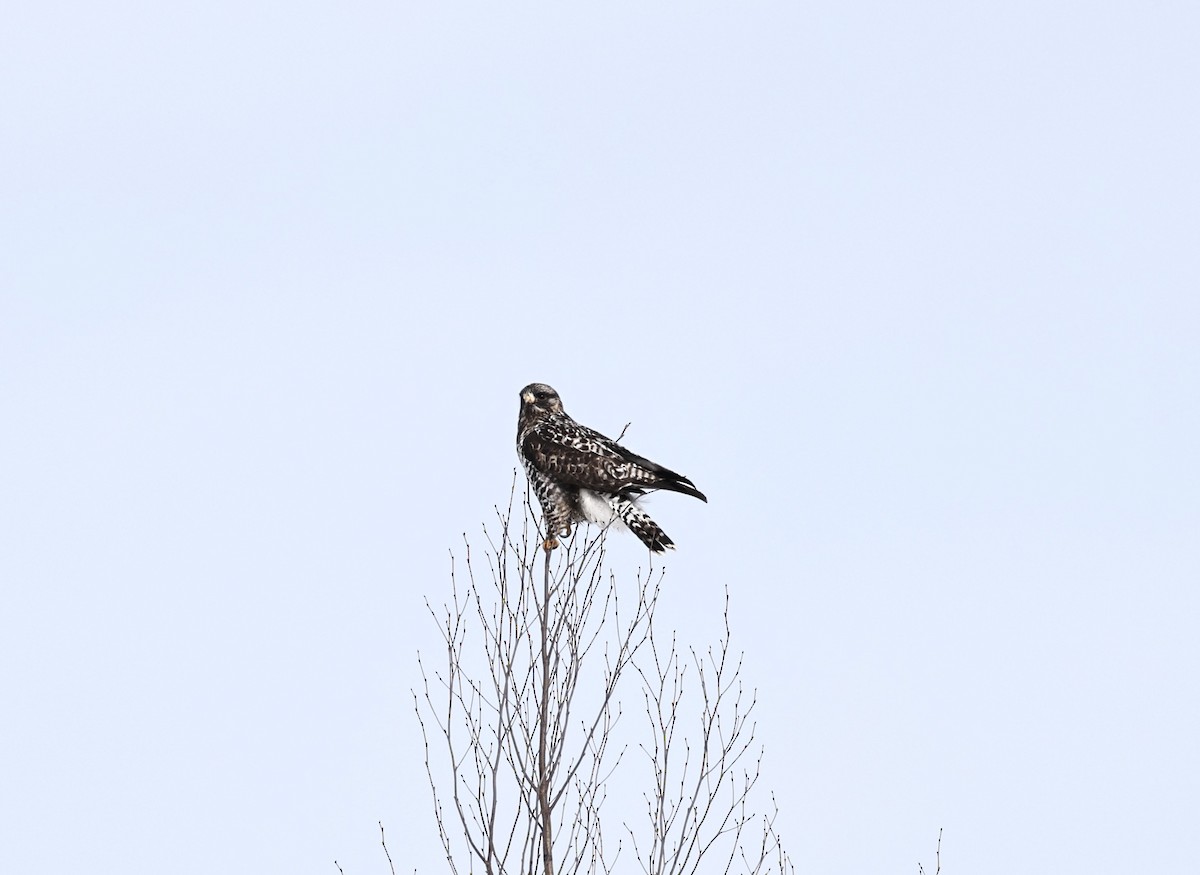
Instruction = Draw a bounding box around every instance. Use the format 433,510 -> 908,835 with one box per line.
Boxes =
379,822 -> 397,875
918,828 -> 943,875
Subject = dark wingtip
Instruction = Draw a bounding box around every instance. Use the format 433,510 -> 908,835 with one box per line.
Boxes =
669,479 -> 707,503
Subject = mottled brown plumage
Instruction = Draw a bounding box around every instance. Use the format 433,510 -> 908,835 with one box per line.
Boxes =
516,383 -> 706,552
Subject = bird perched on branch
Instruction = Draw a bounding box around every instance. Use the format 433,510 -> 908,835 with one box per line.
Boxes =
517,383 -> 706,553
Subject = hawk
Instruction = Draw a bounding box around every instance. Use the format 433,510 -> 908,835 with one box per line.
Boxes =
517,383 -> 707,553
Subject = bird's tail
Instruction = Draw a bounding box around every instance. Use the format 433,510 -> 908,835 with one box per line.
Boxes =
615,498 -> 675,553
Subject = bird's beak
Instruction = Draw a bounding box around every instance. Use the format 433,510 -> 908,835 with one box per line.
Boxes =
522,391 -> 536,404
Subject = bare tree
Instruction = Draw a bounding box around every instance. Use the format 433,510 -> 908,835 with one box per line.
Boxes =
415,483 -> 791,875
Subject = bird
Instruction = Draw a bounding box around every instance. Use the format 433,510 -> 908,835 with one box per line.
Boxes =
516,383 -> 706,553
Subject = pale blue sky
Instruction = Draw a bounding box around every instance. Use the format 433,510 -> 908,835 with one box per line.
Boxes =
2,2 -> 1197,873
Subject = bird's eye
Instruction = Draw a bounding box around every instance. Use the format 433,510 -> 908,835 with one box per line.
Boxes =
536,392 -> 548,400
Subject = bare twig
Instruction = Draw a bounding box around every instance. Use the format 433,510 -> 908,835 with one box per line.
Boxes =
918,828 -> 943,875
379,822 -> 397,875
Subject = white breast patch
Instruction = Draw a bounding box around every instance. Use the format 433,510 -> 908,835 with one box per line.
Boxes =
578,489 -> 625,529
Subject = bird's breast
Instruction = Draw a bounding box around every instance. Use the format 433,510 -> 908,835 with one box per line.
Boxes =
576,489 -> 617,526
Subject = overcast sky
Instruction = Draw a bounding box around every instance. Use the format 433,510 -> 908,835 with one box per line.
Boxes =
3,2 -> 1198,873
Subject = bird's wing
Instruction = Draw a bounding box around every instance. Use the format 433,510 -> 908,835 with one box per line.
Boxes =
520,419 -> 642,493
522,417 -> 705,500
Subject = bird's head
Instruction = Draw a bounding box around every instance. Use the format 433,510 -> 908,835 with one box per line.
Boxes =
519,383 -> 564,419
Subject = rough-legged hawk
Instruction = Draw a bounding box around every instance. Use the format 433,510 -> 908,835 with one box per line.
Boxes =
517,383 -> 706,553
